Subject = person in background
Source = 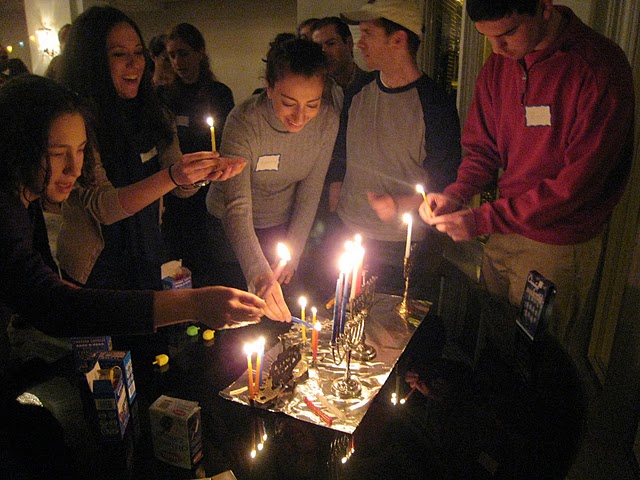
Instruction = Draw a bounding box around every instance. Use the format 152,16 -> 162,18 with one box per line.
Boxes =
45,23 -> 71,81
420,0 -> 634,348
56,6 -> 244,291
0,43 -> 29,85
149,33 -> 176,88
159,23 -> 236,287
297,17 -> 320,40
207,38 -> 340,321
311,16 -> 367,91
324,0 -> 461,297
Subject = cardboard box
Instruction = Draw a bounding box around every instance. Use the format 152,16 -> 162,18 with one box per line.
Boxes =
70,336 -> 112,373
161,260 -> 192,290
97,350 -> 136,404
86,362 -> 130,441
150,395 -> 202,469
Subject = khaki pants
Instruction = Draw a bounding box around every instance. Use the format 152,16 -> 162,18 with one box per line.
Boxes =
482,233 -> 603,346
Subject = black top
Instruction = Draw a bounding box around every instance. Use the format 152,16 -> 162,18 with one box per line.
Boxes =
0,191 -> 154,337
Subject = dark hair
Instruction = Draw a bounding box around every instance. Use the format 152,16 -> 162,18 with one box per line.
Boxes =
466,0 -> 539,22
376,18 -> 421,57
58,23 -> 71,45
297,18 -> 321,37
60,7 -> 172,152
313,16 -> 353,43
265,37 -> 328,87
149,34 -> 168,58
0,75 -> 95,198
167,23 -> 214,82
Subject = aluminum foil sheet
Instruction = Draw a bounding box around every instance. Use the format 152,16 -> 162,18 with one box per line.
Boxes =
220,294 -> 429,433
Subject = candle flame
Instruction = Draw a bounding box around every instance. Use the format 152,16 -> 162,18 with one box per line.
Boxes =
298,296 -> 307,308
243,342 -> 254,355
338,252 -> 352,273
415,184 -> 425,195
276,242 -> 291,262
254,336 -> 265,353
250,449 -> 257,459
206,116 -> 214,128
403,212 -> 413,225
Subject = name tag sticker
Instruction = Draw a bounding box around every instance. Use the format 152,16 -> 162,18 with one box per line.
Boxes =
175,115 -> 190,127
140,146 -> 158,163
256,154 -> 280,171
525,105 -> 551,127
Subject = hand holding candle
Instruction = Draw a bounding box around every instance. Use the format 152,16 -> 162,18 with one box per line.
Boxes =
403,213 -> 413,259
415,184 -> 434,218
272,242 -> 291,280
206,116 -> 216,152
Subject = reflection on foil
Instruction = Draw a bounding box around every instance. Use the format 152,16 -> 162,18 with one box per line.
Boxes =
220,294 -> 429,433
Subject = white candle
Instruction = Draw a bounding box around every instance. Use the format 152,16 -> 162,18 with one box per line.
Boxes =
403,213 -> 413,258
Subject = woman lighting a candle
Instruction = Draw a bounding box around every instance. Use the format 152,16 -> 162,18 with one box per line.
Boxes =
207,37 -> 340,321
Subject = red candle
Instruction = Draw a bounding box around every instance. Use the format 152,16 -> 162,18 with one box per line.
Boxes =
311,309 -> 320,363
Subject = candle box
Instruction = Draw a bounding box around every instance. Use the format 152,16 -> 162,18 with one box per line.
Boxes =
149,395 -> 203,469
85,361 -> 130,442
97,350 -> 136,405
161,260 -> 192,290
70,335 -> 112,373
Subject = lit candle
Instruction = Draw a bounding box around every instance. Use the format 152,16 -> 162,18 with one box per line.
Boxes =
206,116 -> 216,152
339,249 -> 353,334
299,296 -> 307,344
416,184 -> 432,217
256,337 -> 265,388
331,273 -> 343,344
243,343 -> 255,400
312,319 -> 320,363
403,213 -> 413,258
273,242 -> 291,278
350,235 -> 364,300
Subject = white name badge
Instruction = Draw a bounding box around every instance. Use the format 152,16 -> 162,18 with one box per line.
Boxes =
525,105 -> 551,127
175,115 -> 190,127
256,154 -> 280,171
140,146 -> 158,163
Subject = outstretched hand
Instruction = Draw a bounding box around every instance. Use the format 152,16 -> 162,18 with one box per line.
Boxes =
196,286 -> 265,329
171,152 -> 246,186
250,272 -> 292,322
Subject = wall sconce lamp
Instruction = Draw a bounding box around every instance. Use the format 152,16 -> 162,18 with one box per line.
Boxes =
35,27 -> 59,58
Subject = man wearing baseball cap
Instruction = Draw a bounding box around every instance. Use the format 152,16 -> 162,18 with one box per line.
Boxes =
323,0 -> 461,296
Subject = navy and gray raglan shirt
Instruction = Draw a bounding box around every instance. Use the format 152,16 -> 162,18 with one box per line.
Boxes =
329,71 -> 461,242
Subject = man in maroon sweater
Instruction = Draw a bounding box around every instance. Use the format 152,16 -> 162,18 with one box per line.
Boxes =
420,0 -> 634,346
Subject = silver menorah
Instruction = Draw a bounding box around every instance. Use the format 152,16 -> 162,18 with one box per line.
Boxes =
330,277 -> 377,398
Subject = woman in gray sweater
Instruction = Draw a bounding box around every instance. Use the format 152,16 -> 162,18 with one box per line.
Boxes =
207,38 -> 339,321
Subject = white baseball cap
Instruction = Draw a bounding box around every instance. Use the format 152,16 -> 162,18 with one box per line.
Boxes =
341,0 -> 423,37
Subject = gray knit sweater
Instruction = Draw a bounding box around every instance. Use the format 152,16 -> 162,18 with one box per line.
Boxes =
207,92 -> 339,284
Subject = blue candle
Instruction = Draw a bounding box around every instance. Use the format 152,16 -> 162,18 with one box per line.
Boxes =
339,274 -> 351,334
331,273 -> 343,344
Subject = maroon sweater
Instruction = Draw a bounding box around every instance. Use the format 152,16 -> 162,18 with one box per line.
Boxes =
446,6 -> 634,245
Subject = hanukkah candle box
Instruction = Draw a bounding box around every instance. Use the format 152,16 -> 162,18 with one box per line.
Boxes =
161,260 -> 192,290
150,395 -> 203,469
97,350 -> 136,404
85,361 -> 130,441
70,336 -> 112,373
